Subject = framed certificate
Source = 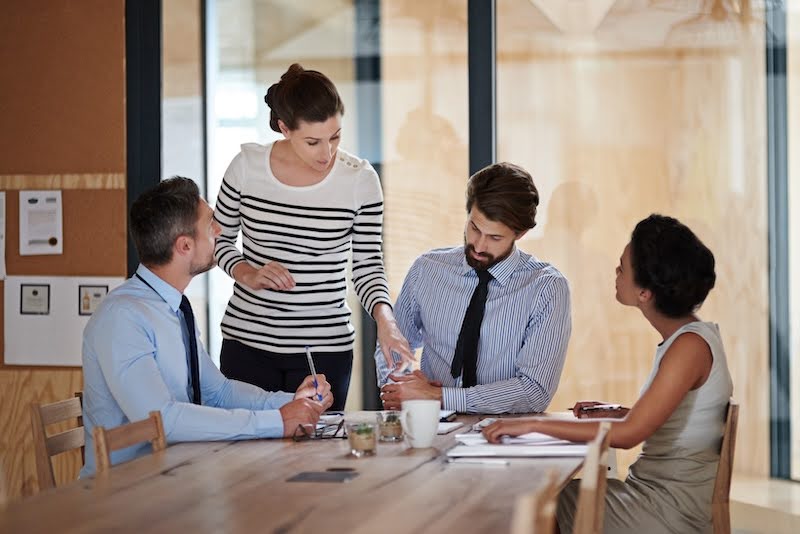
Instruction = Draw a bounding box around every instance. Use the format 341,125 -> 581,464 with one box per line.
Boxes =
78,285 -> 108,316
20,284 -> 50,315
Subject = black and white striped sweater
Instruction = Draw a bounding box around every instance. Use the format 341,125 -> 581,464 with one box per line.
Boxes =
213,142 -> 391,354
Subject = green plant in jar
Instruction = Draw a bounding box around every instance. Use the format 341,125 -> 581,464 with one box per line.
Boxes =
347,422 -> 377,457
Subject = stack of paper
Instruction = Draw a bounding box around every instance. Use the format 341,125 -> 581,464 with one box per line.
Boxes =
448,430 -> 587,458
455,431 -> 574,447
447,443 -> 588,458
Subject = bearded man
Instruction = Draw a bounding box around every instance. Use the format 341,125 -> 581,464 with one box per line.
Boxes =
376,162 -> 572,414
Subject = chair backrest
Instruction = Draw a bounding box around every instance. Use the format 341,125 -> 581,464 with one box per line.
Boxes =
573,421 -> 612,534
510,470 -> 561,534
712,400 -> 739,534
0,462 -> 7,507
93,411 -> 167,475
29,394 -> 85,492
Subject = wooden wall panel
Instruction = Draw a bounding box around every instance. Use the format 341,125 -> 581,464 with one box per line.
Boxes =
0,1 -> 127,500
381,0 -> 770,478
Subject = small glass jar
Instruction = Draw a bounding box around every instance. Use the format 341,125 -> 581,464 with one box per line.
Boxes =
377,410 -> 404,442
346,421 -> 377,457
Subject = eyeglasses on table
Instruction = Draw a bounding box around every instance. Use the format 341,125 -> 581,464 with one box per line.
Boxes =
292,419 -> 346,441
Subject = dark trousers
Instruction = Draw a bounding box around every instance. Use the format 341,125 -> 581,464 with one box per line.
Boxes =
220,339 -> 352,411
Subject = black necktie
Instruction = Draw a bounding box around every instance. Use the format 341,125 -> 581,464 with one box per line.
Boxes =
451,269 -> 492,387
179,296 -> 202,405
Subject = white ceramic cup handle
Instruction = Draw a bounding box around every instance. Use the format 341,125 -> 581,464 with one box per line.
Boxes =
400,409 -> 415,441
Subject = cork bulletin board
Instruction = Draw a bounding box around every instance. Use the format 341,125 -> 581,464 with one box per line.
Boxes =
0,186 -> 128,366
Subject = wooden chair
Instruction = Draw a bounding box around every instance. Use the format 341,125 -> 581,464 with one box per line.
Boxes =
712,400 -> 739,534
511,470 -> 561,534
93,411 -> 167,475
29,394 -> 85,492
0,463 -> 7,507
573,421 -> 612,534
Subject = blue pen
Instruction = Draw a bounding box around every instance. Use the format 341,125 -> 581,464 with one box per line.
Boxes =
305,346 -> 324,402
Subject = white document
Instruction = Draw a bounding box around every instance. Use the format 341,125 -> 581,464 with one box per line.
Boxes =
446,443 -> 588,458
437,422 -> 464,435
455,431 -> 574,447
0,192 -> 6,278
19,190 -> 63,256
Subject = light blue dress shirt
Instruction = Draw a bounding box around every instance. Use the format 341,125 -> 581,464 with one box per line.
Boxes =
80,265 -> 294,477
375,246 -> 571,414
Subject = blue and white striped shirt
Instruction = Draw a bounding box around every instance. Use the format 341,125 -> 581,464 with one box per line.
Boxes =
375,246 -> 571,414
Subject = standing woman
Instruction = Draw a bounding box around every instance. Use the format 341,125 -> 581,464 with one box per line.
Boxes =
483,214 -> 733,533
214,64 -> 413,410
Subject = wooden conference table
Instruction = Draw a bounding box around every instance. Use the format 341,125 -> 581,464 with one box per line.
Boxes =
0,415 -> 583,533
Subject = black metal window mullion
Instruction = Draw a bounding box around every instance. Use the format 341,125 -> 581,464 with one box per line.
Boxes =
766,1 -> 791,480
125,0 -> 162,277
468,0 -> 496,175
355,0 -> 383,410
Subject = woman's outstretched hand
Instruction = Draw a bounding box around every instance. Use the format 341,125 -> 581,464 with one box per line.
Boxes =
373,303 -> 416,372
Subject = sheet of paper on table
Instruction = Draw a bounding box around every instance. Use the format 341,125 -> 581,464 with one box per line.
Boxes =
447,443 -> 588,458
455,431 -> 574,447
437,422 -> 464,434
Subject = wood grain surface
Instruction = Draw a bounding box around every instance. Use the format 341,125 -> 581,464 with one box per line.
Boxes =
0,415 -> 583,533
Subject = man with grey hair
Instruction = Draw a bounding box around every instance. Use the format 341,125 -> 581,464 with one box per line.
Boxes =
81,177 -> 332,476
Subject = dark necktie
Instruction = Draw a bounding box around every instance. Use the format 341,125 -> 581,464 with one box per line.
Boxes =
179,296 -> 202,405
451,269 -> 492,387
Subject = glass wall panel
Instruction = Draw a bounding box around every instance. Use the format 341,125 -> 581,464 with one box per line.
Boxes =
380,0 -> 469,292
207,0 -> 361,402
163,0 -> 209,346
789,2 -> 799,481
497,0 -> 770,476
205,1 -> 469,408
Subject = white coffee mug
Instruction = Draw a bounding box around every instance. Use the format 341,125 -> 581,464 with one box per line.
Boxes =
400,399 -> 440,448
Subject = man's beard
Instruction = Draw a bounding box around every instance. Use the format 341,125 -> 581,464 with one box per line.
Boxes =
189,257 -> 216,276
464,240 -> 513,271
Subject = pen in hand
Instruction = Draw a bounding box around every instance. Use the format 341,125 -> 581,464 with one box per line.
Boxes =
304,346 -> 324,402
568,404 -> 622,412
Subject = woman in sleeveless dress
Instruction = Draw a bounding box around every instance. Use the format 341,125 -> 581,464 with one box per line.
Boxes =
483,214 -> 733,533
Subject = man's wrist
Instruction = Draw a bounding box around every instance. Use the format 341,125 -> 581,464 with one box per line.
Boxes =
441,387 -> 467,412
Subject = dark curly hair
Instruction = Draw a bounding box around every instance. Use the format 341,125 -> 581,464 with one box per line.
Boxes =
264,63 -> 344,132
629,214 -> 716,318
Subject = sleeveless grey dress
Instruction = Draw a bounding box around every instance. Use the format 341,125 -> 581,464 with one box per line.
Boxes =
556,321 -> 734,533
